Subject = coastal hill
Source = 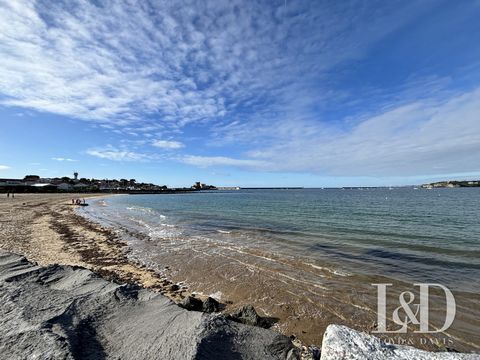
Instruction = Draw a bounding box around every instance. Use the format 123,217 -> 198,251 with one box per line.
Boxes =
421,180 -> 480,189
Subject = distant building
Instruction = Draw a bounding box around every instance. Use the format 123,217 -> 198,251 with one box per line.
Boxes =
57,183 -> 73,191
0,178 -> 23,186
32,183 -> 55,189
191,181 -> 216,190
73,183 -> 88,189
193,181 -> 201,190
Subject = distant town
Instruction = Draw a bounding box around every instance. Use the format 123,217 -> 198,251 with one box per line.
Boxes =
2,173 -> 479,193
0,172 -> 217,193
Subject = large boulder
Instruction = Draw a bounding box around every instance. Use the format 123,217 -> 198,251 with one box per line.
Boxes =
320,324 -> 479,360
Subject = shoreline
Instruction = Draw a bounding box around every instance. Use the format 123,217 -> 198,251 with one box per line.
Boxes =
79,194 -> 479,353
0,193 -> 321,358
0,193 -> 196,303
1,193 -> 479,354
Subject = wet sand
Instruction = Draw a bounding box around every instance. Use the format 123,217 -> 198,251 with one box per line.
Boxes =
115,222 -> 480,352
0,193 -> 478,352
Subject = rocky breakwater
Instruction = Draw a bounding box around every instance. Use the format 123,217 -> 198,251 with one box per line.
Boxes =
1,250 -> 478,360
0,250 -> 295,360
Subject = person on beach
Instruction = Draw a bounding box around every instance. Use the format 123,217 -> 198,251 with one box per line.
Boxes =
71,198 -> 75,205
6,192 -> 9,198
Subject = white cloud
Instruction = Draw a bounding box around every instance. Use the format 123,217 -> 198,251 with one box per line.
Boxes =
4,1 -> 477,180
82,86 -> 480,177
0,165 -> 10,171
52,157 -> 77,162
86,148 -> 153,162
240,87 -> 480,176
152,140 -> 184,149
0,0 -> 424,131
181,155 -> 265,168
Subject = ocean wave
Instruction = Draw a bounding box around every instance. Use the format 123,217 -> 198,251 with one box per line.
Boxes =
160,223 -> 176,228
126,206 -> 166,219
304,262 -> 351,277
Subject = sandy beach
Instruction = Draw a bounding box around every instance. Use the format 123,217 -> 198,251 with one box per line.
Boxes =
0,193 -> 189,302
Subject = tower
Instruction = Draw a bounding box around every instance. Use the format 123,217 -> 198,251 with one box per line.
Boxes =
73,171 -> 78,181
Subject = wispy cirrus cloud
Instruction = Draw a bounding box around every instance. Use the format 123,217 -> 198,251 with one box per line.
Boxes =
152,140 -> 184,150
2,1 -> 479,181
85,146 -> 262,168
52,157 -> 77,162
86,147 -> 155,162
239,87 -> 480,176
85,85 -> 480,176
0,0 -> 426,129
0,165 -> 10,171
180,155 -> 265,168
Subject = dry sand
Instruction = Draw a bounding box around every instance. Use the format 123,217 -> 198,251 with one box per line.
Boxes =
0,193 -> 188,302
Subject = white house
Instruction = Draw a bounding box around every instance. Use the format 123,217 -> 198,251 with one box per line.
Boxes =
57,183 -> 73,191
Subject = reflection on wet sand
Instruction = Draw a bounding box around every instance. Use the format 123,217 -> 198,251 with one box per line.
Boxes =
95,215 -> 480,352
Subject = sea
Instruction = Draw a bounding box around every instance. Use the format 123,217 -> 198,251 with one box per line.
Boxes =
79,188 -> 480,351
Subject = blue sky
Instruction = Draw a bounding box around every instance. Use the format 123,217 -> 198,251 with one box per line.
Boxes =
1,0 -> 480,187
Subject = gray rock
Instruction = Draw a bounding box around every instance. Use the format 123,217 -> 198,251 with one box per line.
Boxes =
0,251 -> 294,360
202,296 -> 221,313
320,324 -> 479,360
286,347 -> 301,360
169,283 -> 180,291
227,304 -> 269,328
308,346 -> 321,360
180,295 -> 203,311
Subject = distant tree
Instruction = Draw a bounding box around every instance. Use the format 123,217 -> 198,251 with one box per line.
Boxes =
61,177 -> 70,182
23,175 -> 40,181
129,179 -> 136,184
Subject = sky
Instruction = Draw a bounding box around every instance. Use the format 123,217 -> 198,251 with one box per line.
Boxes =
0,0 -> 480,187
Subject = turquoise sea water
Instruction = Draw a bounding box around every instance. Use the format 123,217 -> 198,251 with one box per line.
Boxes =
82,188 -> 480,293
